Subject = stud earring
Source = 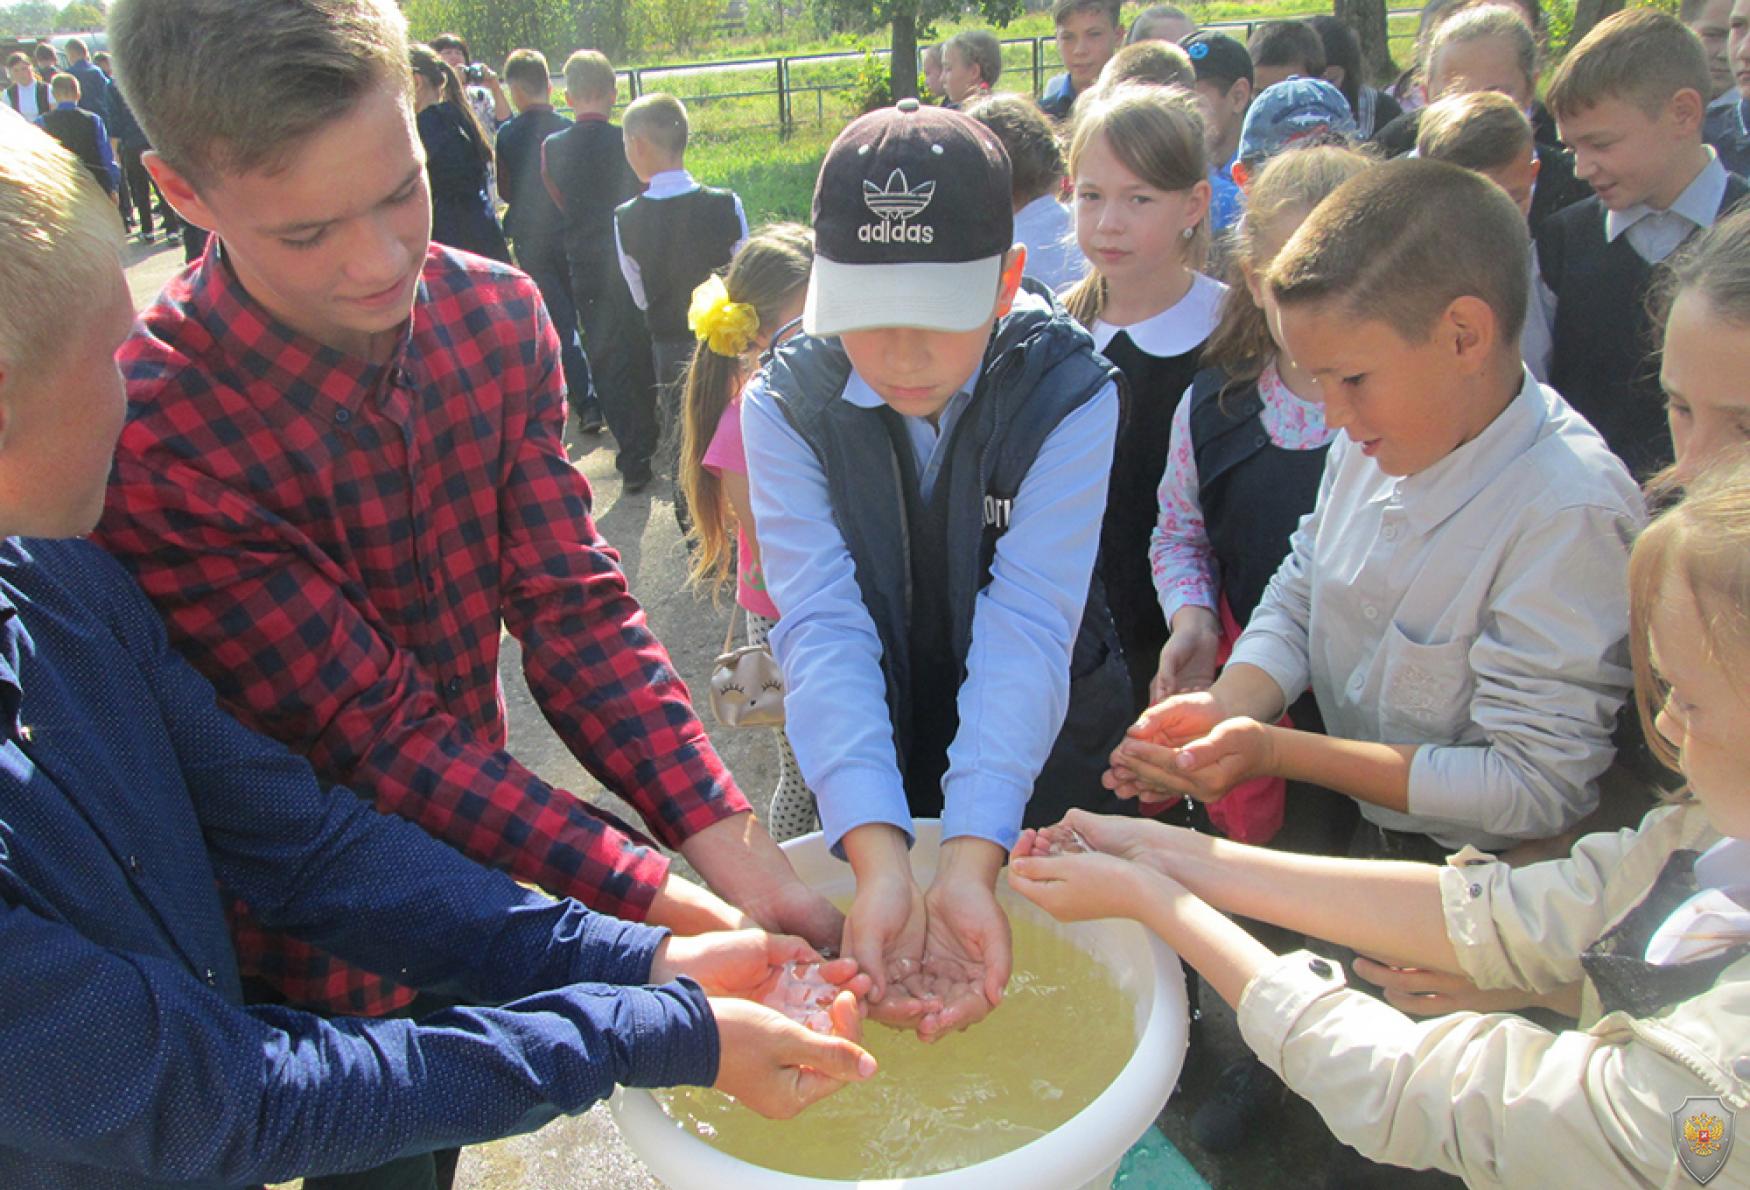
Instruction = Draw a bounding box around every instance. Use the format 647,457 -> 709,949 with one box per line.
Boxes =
1181,226 -> 1195,240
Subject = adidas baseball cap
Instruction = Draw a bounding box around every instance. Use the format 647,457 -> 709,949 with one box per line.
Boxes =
806,98 -> 1016,337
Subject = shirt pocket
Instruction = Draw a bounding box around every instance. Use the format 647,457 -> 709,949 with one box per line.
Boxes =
1379,620 -> 1475,743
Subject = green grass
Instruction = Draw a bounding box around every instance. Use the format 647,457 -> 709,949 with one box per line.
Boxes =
688,124 -> 839,223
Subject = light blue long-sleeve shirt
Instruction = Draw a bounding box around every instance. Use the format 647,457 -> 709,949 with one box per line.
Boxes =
742,319 -> 1118,854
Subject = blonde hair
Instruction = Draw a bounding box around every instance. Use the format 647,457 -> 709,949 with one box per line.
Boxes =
623,92 -> 689,157
563,50 -> 618,103
1204,145 -> 1375,385
0,120 -> 123,377
1098,39 -> 1196,91
1630,455 -> 1750,779
1063,84 -> 1208,327
681,225 -> 814,597
1416,90 -> 1533,172
109,0 -> 410,189
1426,3 -> 1538,98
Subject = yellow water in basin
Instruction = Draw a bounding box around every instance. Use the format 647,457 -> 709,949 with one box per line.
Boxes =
658,901 -> 1140,1180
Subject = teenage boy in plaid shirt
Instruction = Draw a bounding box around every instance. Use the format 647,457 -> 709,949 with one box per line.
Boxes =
96,0 -> 838,1087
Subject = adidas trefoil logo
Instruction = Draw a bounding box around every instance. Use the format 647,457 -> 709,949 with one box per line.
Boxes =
860,168 -> 936,244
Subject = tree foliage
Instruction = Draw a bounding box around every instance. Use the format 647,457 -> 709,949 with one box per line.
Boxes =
633,0 -> 726,55
402,0 -> 619,65
57,1 -> 105,33
0,1 -> 59,36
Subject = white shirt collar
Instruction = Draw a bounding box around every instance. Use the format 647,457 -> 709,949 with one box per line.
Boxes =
1604,150 -> 1728,243
643,168 -> 700,200
1091,272 -> 1226,356
1644,836 -> 1750,967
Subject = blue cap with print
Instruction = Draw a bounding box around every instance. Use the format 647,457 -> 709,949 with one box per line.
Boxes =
1236,77 -> 1357,166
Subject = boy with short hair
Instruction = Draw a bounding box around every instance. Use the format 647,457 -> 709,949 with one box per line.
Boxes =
1705,0 -> 1750,173
99,1 -> 839,1152
61,35 -> 108,117
1246,19 -> 1325,93
543,50 -> 659,485
495,47 -> 601,432
0,114 -> 874,1190
1534,7 -> 1748,477
1115,156 -> 1643,873
5,51 -> 51,121
743,99 -> 1132,1040
37,72 -> 117,196
1040,0 -> 1123,120
966,92 -> 1088,290
1183,31 -> 1254,233
614,92 -> 748,488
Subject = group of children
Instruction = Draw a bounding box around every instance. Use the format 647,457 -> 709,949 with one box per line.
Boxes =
667,2 -> 1750,1185
3,0 -> 1750,1186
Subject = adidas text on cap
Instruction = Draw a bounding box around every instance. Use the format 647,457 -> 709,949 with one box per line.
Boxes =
806,98 -> 1017,337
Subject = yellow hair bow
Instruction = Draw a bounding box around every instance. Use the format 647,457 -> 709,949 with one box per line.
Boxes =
688,275 -> 760,358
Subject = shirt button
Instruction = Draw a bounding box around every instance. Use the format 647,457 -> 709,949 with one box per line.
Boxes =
446,677 -> 463,696
334,408 -> 351,424
395,368 -> 414,388
1308,958 -> 1334,978
1382,525 -> 1399,542
1469,883 -> 1483,899
127,854 -> 142,876
1362,605 -> 1379,621
1348,673 -> 1365,695
203,967 -> 217,987
1734,1056 -> 1750,1079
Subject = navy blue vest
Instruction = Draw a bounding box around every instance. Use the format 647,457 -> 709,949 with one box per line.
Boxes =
1186,369 -> 1330,630
763,289 -> 1133,824
615,187 -> 741,342
1537,175 -> 1750,479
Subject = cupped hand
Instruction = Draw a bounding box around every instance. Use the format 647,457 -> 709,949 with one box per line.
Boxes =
709,997 -> 877,1119
652,928 -> 871,1003
1007,848 -> 1174,923
842,869 -> 936,1028
1107,716 -> 1275,804
915,875 -> 1011,1042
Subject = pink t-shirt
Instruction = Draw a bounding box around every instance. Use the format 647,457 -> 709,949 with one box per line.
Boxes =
702,395 -> 781,619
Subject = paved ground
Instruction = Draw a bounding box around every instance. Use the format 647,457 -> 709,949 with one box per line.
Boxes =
122,238 -> 1341,1190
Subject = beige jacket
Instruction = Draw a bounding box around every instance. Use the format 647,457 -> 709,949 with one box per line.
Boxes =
1237,802 -> 1749,1188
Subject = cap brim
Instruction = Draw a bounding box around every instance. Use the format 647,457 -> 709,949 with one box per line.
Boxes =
804,256 -> 1004,336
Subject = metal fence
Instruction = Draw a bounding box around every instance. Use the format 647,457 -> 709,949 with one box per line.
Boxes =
567,10 -> 1420,139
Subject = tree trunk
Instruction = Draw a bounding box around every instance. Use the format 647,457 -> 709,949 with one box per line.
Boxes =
1334,0 -> 1395,85
1568,0 -> 1626,48
890,9 -> 919,102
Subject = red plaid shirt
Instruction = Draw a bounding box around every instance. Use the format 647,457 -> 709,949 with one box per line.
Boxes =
96,242 -> 749,1016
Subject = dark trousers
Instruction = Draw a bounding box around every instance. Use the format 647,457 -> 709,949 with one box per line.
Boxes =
572,255 -> 656,481
653,336 -> 693,529
120,144 -> 166,235
513,234 -> 595,412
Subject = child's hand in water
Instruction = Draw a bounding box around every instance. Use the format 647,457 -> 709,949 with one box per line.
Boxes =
710,997 -> 877,1119
1006,848 -> 1183,924
762,959 -> 869,1042
1013,822 -> 1092,858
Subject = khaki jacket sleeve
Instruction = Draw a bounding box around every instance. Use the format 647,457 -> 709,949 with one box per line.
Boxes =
1238,951 -> 1750,1189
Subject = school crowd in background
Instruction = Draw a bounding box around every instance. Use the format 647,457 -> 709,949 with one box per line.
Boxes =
0,0 -> 1748,1187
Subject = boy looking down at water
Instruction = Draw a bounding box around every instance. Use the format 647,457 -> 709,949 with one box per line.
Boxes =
743,99 -> 1132,1041
1109,158 -> 1643,872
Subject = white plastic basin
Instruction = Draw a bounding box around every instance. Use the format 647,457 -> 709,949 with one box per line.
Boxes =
610,820 -> 1188,1190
